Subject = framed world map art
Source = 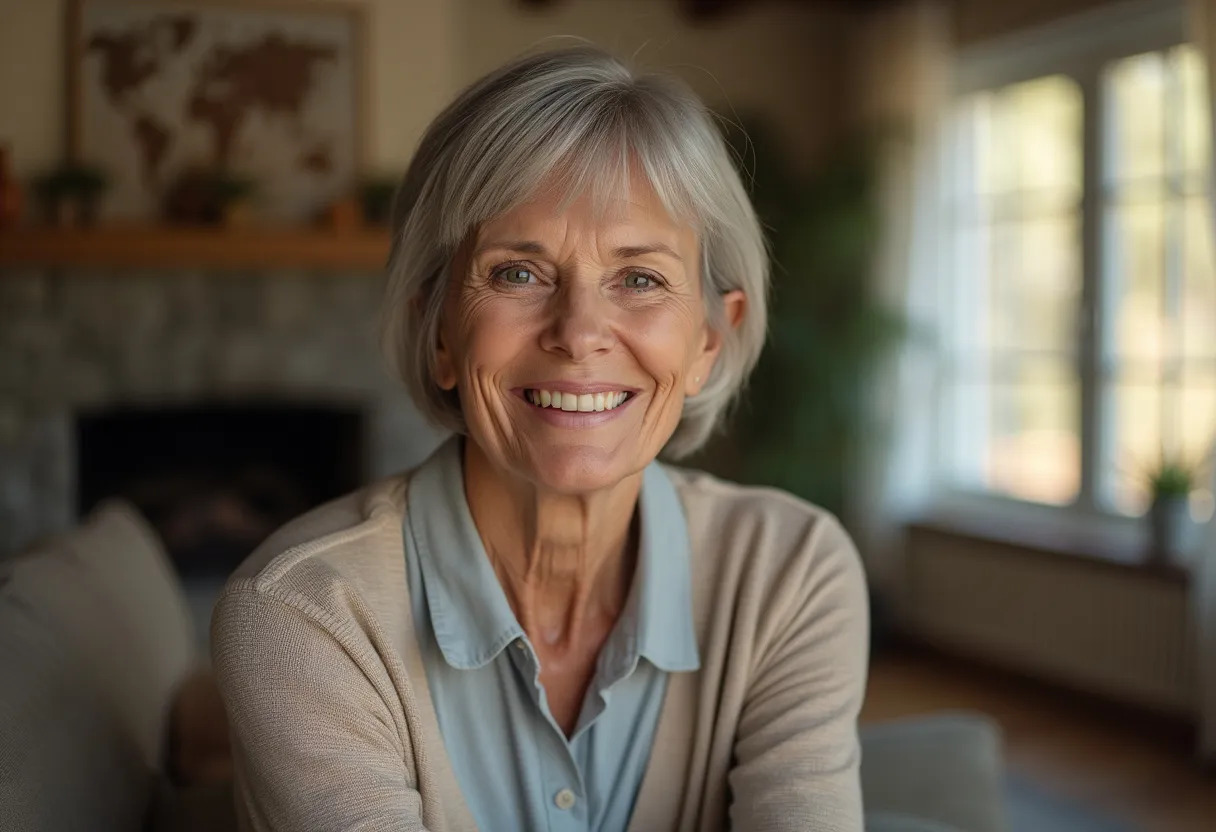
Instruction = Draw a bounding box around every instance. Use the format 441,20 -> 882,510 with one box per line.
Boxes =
69,0 -> 366,223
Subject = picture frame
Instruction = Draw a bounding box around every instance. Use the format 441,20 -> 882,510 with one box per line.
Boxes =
67,0 -> 367,223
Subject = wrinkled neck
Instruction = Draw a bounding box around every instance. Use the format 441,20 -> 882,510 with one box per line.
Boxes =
461,439 -> 640,651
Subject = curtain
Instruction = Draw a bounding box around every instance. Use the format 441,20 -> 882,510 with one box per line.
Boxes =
1189,0 -> 1216,765
850,1 -> 951,622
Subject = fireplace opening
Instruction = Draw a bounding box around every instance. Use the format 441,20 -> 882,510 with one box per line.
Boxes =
76,403 -> 365,579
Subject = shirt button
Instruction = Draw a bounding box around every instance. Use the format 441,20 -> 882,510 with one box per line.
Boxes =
514,639 -> 526,651
554,788 -> 576,810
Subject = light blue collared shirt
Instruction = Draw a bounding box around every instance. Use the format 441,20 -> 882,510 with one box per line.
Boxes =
402,438 -> 700,832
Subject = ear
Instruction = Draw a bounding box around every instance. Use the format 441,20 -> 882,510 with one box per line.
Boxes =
426,296 -> 459,391
433,324 -> 458,391
687,290 -> 747,396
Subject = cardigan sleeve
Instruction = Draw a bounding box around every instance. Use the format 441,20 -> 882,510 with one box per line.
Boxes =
211,583 -> 430,832
726,513 -> 869,831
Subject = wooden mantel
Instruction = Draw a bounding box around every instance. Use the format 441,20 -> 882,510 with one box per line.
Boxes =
0,225 -> 392,272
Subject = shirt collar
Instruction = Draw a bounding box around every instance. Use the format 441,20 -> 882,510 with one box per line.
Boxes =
404,436 -> 700,673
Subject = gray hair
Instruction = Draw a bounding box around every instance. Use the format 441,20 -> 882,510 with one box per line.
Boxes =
379,45 -> 769,458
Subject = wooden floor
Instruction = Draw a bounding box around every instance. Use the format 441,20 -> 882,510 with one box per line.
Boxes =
862,650 -> 1216,832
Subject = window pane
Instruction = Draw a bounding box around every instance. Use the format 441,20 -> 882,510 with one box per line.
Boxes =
1108,51 -> 1166,184
957,216 -> 1079,356
949,73 -> 1083,507
1020,217 -> 1080,352
981,361 -> 1080,505
1184,197 -> 1216,359
1174,44 -> 1211,178
968,75 -> 1080,202
1015,75 -> 1082,198
1108,200 -> 1165,362
1181,372 -> 1216,467
1107,380 -> 1161,515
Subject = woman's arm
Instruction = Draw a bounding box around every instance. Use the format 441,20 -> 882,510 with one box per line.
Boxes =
212,584 -> 429,832
727,515 -> 870,831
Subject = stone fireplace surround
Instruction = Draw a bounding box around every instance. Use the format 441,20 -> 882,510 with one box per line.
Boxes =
0,265 -> 447,560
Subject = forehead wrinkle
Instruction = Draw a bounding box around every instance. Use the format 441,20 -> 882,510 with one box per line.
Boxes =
470,186 -> 695,274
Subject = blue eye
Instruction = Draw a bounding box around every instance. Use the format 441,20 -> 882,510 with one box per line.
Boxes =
623,272 -> 655,290
499,266 -> 536,284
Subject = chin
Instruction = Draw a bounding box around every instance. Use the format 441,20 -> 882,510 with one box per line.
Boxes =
523,441 -> 637,495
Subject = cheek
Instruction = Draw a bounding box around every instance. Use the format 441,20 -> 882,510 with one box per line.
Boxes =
450,291 -> 535,366
626,301 -> 705,379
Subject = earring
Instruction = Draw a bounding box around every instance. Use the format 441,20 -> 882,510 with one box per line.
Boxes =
694,376 -> 701,384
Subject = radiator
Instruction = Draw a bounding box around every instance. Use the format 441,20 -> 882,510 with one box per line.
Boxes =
904,528 -> 1197,716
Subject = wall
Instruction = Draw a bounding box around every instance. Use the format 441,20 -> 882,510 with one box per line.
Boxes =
0,0 -> 854,181
452,0 -> 857,167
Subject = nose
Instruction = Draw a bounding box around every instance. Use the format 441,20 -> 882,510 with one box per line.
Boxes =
539,280 -> 615,361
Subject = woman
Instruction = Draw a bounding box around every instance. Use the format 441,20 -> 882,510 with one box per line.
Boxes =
212,46 -> 868,832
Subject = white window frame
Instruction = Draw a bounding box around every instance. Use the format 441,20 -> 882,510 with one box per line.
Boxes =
933,0 -> 1192,538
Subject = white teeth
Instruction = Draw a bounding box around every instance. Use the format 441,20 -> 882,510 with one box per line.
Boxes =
528,389 -> 629,411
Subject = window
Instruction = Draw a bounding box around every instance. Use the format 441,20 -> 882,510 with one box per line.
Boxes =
942,6 -> 1216,520
1102,47 -> 1215,514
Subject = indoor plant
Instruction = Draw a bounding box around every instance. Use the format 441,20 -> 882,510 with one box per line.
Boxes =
689,118 -> 908,654
1146,458 -> 1202,563
33,162 -> 109,227
693,118 -> 907,524
358,177 -> 398,226
163,167 -> 256,226
213,172 -> 256,227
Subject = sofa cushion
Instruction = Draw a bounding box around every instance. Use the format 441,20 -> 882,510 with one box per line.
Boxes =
19,500 -> 196,766
0,500 -> 198,831
0,554 -> 151,831
860,712 -> 1007,832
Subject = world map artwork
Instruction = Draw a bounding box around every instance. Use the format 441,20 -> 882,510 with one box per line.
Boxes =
77,2 -> 360,222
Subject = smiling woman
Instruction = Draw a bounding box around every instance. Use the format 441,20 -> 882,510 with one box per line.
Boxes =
211,45 -> 869,832
437,170 -> 745,498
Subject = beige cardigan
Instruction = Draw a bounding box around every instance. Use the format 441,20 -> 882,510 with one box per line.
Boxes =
211,464 -> 869,831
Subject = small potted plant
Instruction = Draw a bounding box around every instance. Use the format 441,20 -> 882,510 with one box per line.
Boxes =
1146,458 -> 1201,563
33,162 -> 109,227
213,172 -> 256,227
163,167 -> 256,226
358,177 -> 398,226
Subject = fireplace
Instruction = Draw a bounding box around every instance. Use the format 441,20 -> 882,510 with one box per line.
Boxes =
76,403 -> 365,578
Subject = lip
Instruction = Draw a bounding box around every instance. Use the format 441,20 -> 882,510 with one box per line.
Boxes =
513,382 -> 641,396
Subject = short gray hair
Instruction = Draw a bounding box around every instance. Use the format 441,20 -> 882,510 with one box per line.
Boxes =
379,45 -> 769,458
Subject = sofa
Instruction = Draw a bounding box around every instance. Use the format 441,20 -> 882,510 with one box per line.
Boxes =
0,500 -> 1008,832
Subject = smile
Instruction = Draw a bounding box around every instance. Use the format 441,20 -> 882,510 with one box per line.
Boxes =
524,389 -> 633,412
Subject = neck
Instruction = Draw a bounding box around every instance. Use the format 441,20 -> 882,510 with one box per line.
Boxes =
462,439 -> 641,653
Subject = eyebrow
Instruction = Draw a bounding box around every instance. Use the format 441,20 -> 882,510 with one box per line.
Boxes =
612,243 -> 683,263
473,240 -> 684,263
